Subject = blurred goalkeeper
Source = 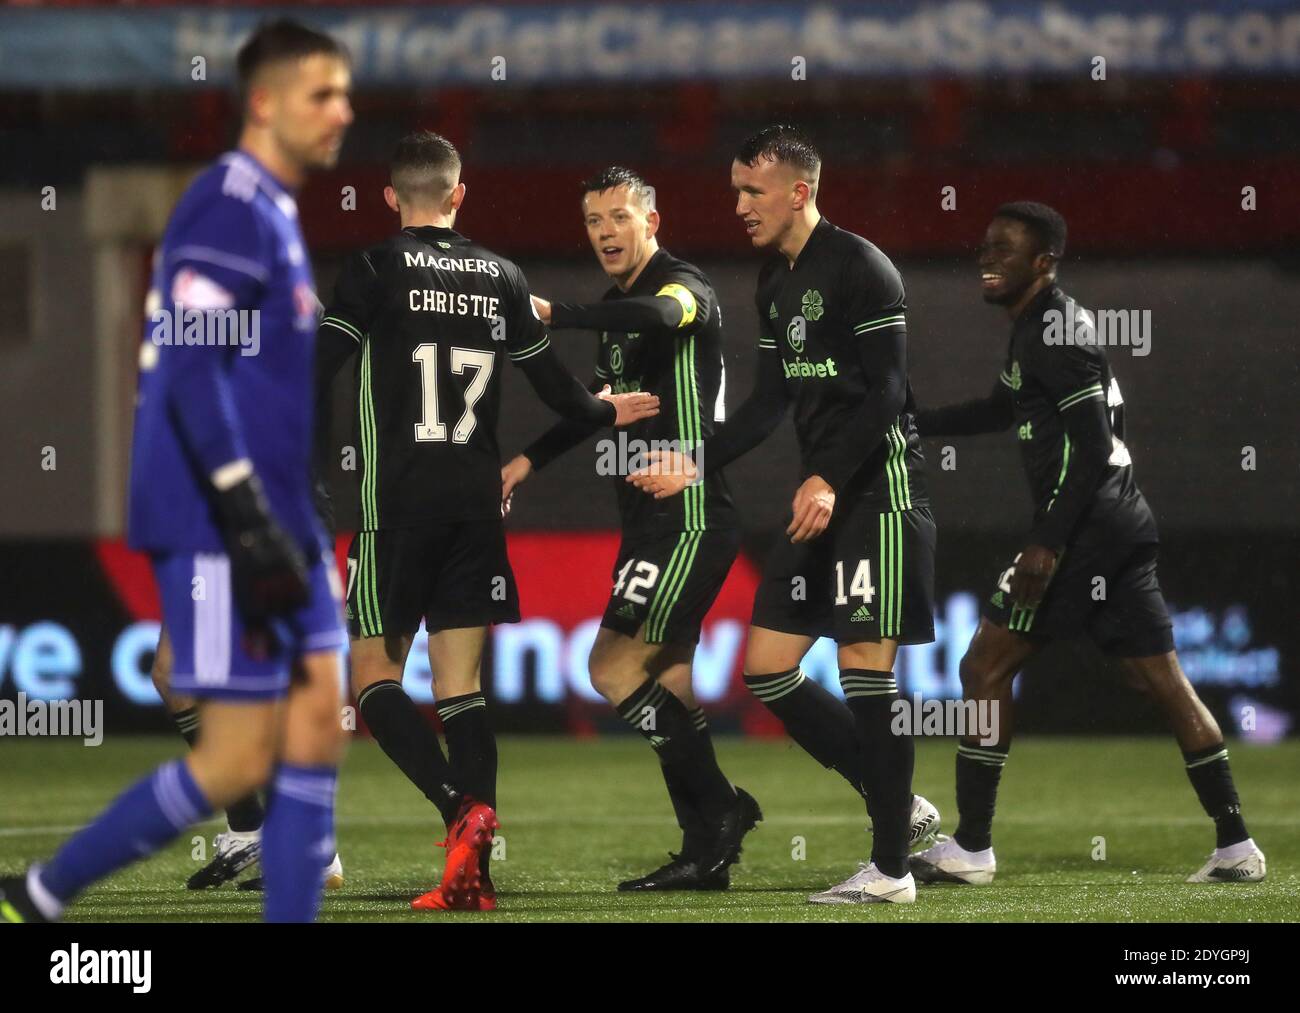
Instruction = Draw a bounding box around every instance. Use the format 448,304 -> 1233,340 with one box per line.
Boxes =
2,20 -> 353,923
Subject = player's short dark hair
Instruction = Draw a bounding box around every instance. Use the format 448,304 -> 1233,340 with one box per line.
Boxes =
581,166 -> 655,212
994,201 -> 1068,259
391,130 -> 462,206
735,125 -> 822,195
235,19 -> 348,104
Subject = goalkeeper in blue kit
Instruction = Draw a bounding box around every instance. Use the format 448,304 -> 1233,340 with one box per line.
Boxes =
1,20 -> 354,923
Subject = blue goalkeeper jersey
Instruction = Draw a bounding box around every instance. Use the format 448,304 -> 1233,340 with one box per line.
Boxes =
128,150 -> 324,554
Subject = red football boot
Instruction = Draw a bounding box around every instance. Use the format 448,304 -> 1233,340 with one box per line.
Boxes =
478,873 -> 497,912
410,799 -> 498,911
410,876 -> 496,912
410,887 -> 453,911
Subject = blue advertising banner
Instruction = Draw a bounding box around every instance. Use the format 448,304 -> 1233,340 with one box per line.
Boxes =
1,2 -> 1299,89
0,534 -> 1292,739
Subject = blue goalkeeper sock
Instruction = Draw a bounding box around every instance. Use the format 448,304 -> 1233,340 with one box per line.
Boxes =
37,759 -> 212,912
262,764 -> 337,923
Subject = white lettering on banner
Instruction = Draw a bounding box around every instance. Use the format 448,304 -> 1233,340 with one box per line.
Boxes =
0,596 -> 1283,712
486,620 -> 565,703
112,621 -> 163,704
10,7 -> 1300,90
0,622 -> 81,699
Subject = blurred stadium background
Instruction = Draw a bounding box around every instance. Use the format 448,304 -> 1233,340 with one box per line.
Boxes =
0,0 -> 1296,747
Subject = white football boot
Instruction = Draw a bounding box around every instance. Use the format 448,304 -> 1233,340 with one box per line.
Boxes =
809,862 -> 916,905
187,828 -> 261,889
1186,839 -> 1266,883
908,795 -> 941,849
323,853 -> 345,891
909,834 -> 996,885
236,851 -> 345,892
867,795 -> 941,849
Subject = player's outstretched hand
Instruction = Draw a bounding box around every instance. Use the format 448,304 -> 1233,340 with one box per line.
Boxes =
501,454 -> 533,518
787,475 -> 835,543
627,449 -> 696,500
1010,544 -> 1058,607
215,474 -> 310,622
531,295 -> 552,324
597,384 -> 660,427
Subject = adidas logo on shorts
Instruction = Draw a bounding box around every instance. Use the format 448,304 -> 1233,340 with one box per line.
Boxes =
850,604 -> 873,623
616,603 -> 638,620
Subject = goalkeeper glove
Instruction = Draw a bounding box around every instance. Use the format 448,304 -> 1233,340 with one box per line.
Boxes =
214,473 -> 310,622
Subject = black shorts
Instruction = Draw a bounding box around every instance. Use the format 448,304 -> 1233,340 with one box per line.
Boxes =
751,503 -> 936,646
982,531 -> 1174,658
601,529 -> 741,645
345,521 -> 520,640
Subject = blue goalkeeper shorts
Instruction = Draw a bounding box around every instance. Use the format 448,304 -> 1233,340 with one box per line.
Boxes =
154,549 -> 346,700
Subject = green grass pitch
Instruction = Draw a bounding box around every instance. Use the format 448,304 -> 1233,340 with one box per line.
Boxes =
1,735 -> 1295,922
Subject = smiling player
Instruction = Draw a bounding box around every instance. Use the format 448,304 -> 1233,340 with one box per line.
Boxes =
312,138 -> 659,911
908,203 -> 1265,886
502,168 -> 761,891
630,126 -> 940,904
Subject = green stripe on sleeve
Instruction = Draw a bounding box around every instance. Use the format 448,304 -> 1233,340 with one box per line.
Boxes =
322,316 -> 364,343
1057,383 -> 1105,410
509,336 -> 551,361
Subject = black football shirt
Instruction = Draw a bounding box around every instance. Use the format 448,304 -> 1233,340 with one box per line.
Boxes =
754,217 -> 928,511
588,250 -> 738,536
1001,283 -> 1151,539
526,249 -> 739,538
320,225 -> 553,530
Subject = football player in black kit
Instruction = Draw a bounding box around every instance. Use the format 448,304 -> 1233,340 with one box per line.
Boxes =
501,168 -> 762,891
632,126 -> 940,905
908,202 -> 1265,886
313,133 -> 659,911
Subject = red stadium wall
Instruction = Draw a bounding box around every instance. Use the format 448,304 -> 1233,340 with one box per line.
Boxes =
295,160 -> 1300,257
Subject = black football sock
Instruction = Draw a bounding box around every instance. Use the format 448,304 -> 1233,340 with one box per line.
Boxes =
438,692 -> 498,884
617,679 -> 734,822
358,679 -> 461,826
223,794 -> 267,835
171,706 -> 201,748
170,706 -> 264,834
662,706 -> 713,859
953,740 -> 1010,853
1183,742 -> 1250,848
839,670 -> 913,879
437,693 -> 497,806
744,668 -> 865,802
